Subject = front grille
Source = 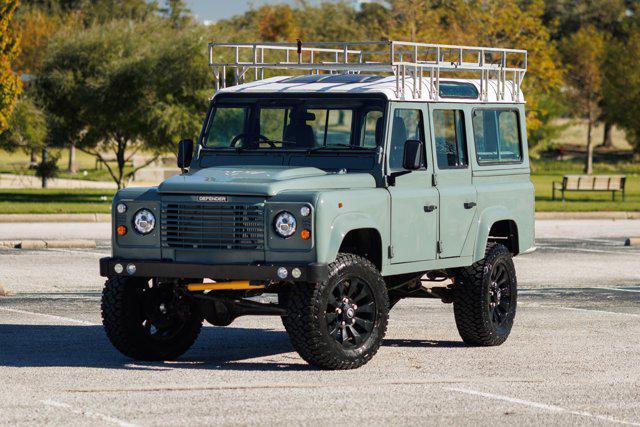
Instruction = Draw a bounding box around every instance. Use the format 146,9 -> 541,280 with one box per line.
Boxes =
161,202 -> 265,250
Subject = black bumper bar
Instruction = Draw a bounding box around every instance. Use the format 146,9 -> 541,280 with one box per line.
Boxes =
99,257 -> 328,283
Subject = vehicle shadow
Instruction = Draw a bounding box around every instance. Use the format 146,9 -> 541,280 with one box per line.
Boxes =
383,338 -> 466,348
0,323 -> 311,372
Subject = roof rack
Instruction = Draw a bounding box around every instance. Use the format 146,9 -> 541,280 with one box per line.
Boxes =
208,40 -> 527,102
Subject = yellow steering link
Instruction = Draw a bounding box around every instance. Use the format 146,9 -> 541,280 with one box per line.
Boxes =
186,281 -> 265,292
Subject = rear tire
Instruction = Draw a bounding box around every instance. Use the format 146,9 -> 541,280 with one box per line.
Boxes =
452,243 -> 517,346
101,277 -> 203,361
282,253 -> 389,370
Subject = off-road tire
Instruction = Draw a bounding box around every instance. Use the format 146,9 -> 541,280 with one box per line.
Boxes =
452,243 -> 517,346
282,253 -> 389,370
101,277 -> 202,361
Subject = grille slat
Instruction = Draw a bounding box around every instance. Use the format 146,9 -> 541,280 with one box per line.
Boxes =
161,201 -> 265,250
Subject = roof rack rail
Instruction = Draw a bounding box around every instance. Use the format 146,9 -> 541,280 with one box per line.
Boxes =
208,40 -> 527,102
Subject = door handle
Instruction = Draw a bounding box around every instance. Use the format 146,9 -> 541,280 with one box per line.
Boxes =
464,202 -> 477,209
424,205 -> 437,213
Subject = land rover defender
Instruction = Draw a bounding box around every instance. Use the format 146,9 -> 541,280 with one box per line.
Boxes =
100,41 -> 535,369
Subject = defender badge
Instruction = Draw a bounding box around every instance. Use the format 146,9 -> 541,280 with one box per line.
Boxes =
196,195 -> 227,202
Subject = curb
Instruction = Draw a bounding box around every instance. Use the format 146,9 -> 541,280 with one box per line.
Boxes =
0,239 -> 97,249
535,212 -> 640,220
0,213 -> 110,223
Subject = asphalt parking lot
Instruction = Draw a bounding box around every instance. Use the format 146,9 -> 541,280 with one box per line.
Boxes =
1,220 -> 639,425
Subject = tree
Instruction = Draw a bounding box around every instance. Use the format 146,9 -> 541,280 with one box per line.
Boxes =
0,94 -> 46,163
560,26 -> 606,174
38,19 -> 211,188
257,5 -> 298,41
603,27 -> 640,156
159,0 -> 190,29
0,0 -> 22,133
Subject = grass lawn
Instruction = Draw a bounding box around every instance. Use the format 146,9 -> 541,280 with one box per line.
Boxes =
0,189 -> 113,214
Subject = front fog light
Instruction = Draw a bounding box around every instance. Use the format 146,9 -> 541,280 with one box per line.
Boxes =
277,267 -> 288,279
133,209 -> 156,235
274,211 -> 297,238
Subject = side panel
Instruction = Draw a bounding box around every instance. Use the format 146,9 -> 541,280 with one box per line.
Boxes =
470,104 -> 535,261
314,189 -> 390,266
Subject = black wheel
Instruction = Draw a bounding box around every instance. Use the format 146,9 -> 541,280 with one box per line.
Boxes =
101,277 -> 203,361
452,243 -> 517,346
282,253 -> 389,370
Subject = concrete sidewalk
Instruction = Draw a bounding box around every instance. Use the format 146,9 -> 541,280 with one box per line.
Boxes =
0,173 -> 117,189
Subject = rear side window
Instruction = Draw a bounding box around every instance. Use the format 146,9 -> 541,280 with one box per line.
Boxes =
433,110 -> 468,169
472,110 -> 522,164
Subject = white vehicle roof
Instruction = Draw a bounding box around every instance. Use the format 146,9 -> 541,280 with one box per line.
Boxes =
216,75 -> 524,104
208,41 -> 527,104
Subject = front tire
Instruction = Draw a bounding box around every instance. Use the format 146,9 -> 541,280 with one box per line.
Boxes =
452,243 -> 517,346
282,253 -> 389,370
101,277 -> 203,361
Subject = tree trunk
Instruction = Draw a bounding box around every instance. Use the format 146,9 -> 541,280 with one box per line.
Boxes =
116,140 -> 126,189
585,117 -> 594,175
29,149 -> 37,167
68,143 -> 77,173
602,121 -> 613,148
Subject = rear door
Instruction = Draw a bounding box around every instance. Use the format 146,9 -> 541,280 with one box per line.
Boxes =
387,103 -> 439,263
428,105 -> 477,258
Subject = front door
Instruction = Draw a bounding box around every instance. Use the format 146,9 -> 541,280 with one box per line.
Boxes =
387,104 -> 439,264
428,105 -> 477,258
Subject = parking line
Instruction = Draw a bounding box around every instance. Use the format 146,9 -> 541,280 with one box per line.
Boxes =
42,399 -> 137,427
520,303 -> 640,317
448,387 -> 640,426
0,307 -> 97,325
541,246 -> 640,255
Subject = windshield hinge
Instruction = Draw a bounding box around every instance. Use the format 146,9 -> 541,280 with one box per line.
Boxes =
388,245 -> 394,259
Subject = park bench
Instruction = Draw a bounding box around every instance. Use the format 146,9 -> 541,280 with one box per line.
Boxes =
552,175 -> 626,202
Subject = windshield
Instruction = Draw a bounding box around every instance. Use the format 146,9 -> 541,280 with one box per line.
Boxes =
202,96 -> 386,151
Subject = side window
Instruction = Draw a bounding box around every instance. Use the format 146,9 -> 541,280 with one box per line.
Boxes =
433,109 -> 468,169
360,110 -> 383,148
473,110 -> 522,164
389,109 -> 425,171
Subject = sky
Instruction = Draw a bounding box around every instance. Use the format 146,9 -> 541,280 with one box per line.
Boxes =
183,0 -> 313,23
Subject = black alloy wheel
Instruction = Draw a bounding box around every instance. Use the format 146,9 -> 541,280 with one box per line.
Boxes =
325,276 -> 376,347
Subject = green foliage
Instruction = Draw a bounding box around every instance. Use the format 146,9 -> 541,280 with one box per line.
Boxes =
37,18 -> 211,188
34,152 -> 59,179
0,94 -> 46,154
0,188 -> 113,214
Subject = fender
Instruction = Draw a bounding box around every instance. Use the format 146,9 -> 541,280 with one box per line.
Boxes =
473,205 -> 514,263
317,212 -> 383,265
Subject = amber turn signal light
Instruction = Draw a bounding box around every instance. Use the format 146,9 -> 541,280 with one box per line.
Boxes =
116,225 -> 127,236
300,229 -> 311,240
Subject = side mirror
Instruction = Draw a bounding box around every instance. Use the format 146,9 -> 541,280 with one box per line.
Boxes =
177,139 -> 194,171
402,140 -> 423,170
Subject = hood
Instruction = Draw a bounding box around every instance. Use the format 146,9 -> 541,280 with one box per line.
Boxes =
158,166 -> 376,196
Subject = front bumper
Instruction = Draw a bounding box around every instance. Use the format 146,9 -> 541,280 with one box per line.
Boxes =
99,257 -> 328,283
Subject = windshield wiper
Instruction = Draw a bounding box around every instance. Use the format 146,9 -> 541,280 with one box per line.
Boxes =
307,145 -> 371,153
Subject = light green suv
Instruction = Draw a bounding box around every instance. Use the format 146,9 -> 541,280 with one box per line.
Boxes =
100,41 -> 535,369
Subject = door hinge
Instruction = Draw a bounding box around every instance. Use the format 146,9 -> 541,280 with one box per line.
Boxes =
388,245 -> 395,259
437,241 -> 443,254
432,174 -> 437,186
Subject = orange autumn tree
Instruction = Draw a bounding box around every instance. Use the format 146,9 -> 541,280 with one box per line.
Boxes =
0,0 -> 22,132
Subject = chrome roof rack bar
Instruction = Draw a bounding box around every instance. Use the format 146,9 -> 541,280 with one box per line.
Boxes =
208,40 -> 527,101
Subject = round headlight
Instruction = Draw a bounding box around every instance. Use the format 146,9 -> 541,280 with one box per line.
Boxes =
300,206 -> 311,217
274,211 -> 297,238
133,209 -> 156,235
116,203 -> 127,214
